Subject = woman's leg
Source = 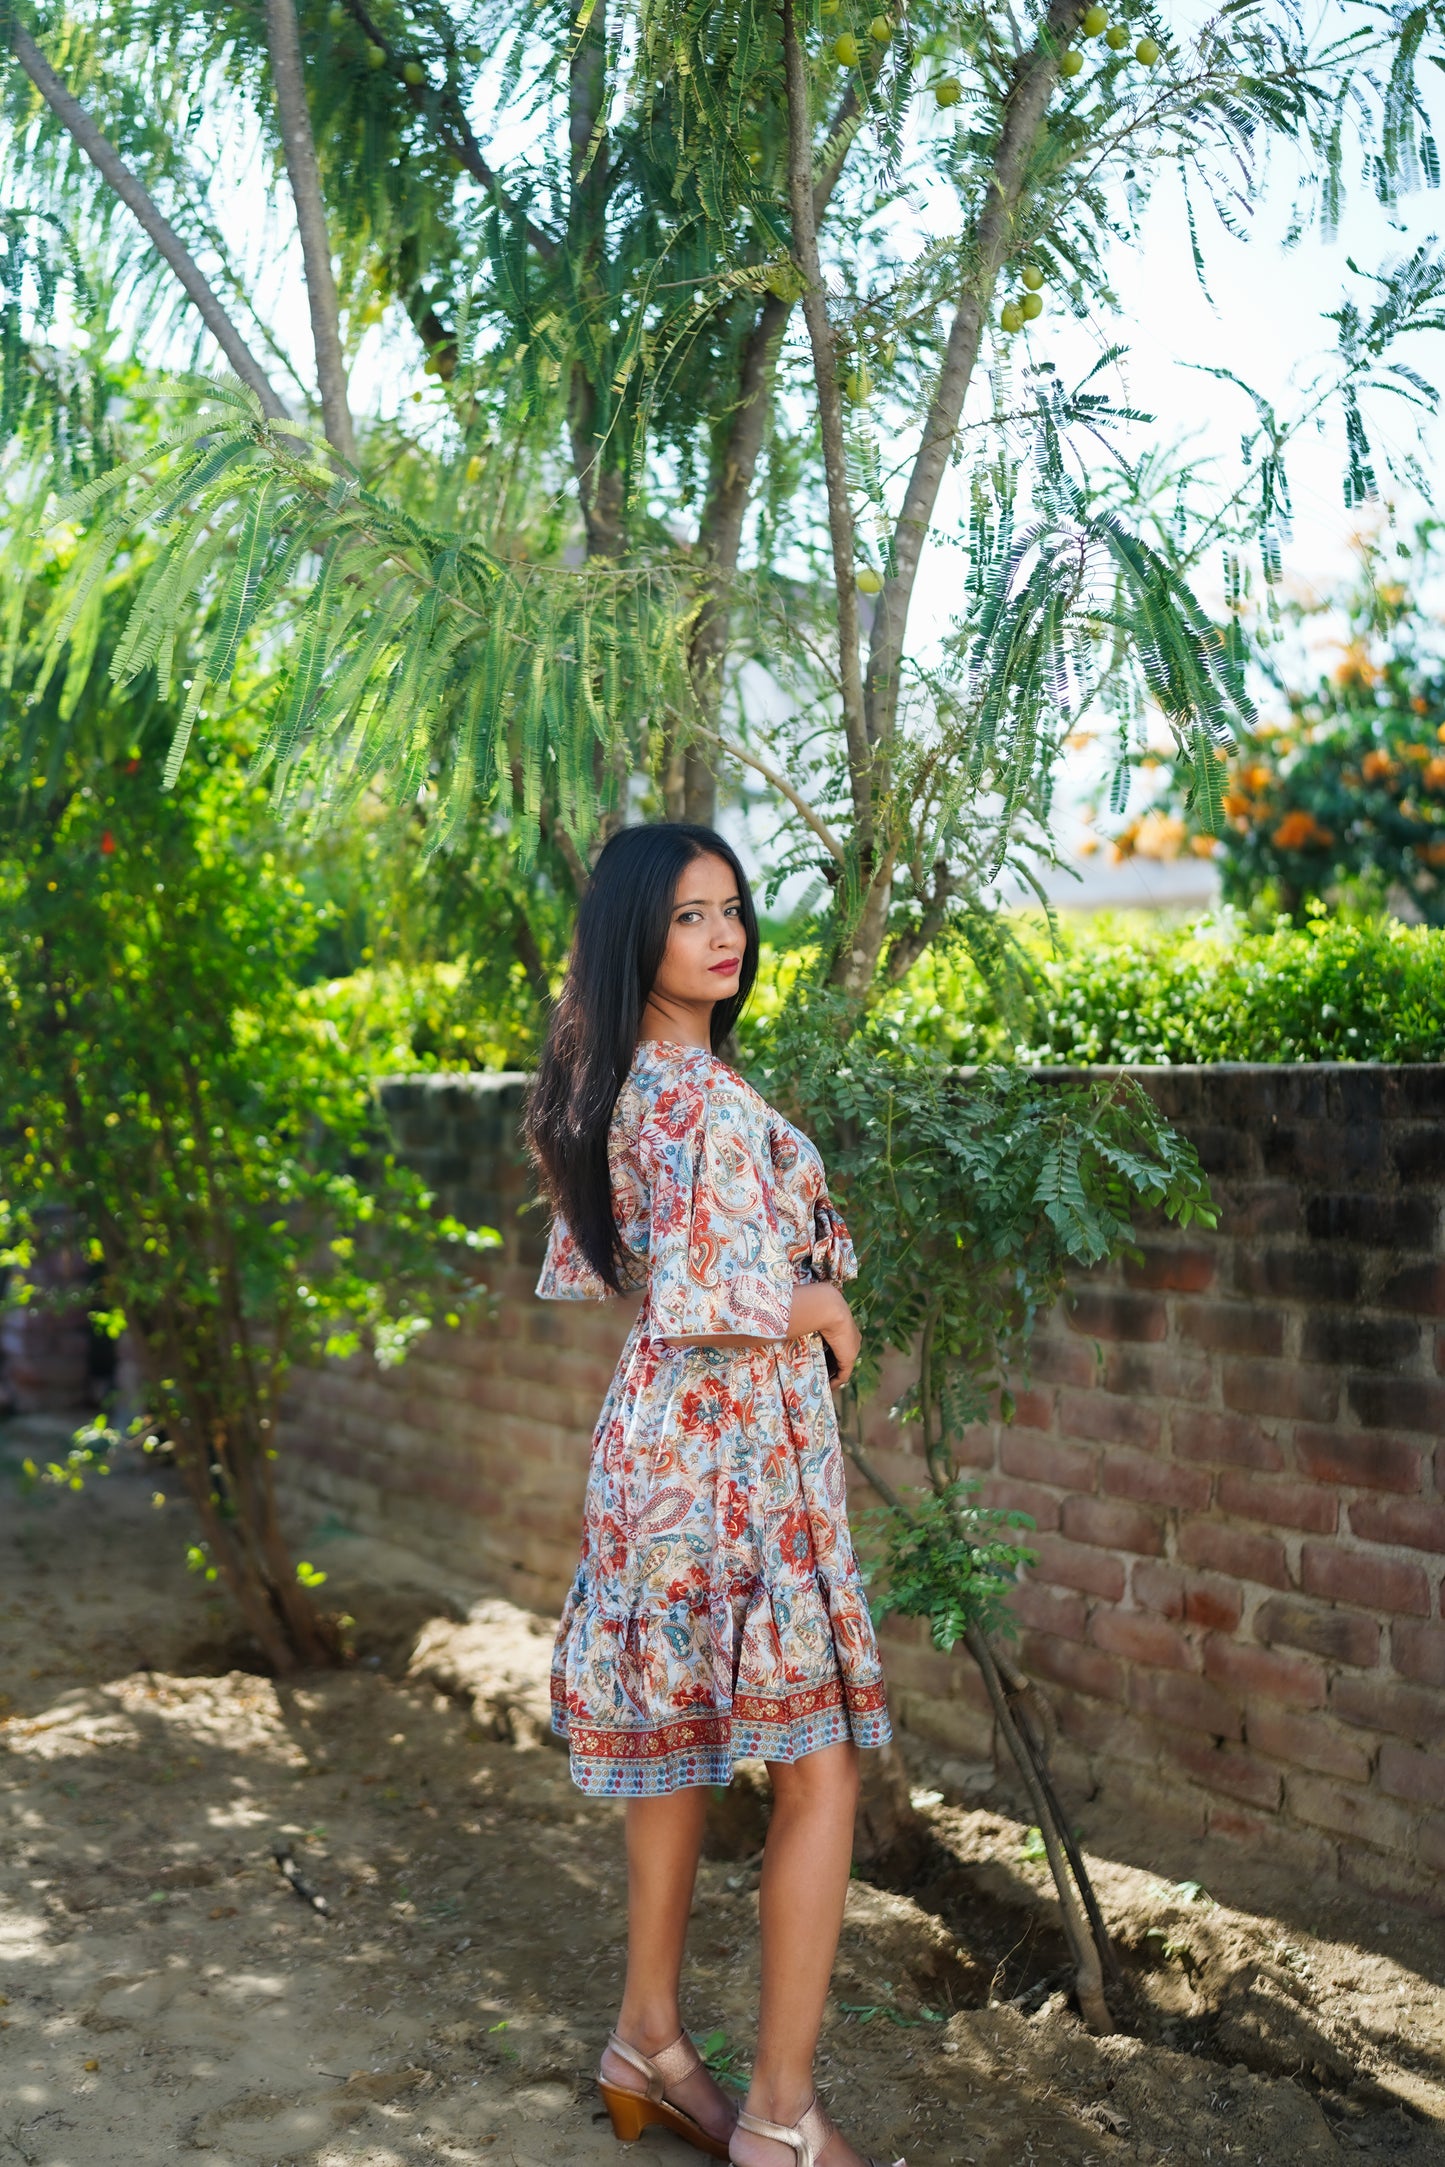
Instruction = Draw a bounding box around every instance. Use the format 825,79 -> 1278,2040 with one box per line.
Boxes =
732,1740 -> 873,2167
601,1785 -> 736,2142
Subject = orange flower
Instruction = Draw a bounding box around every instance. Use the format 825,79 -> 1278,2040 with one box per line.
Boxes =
1361,749 -> 1396,783
1403,742 -> 1431,765
1222,790 -> 1253,820
1424,757 -> 1445,794
1110,822 -> 1139,863
1189,834 -> 1220,858
1242,763 -> 1273,792
1133,812 -> 1187,861
1076,833 -> 1099,857
99,831 -> 116,855
1272,810 -> 1335,851
1418,838 -> 1445,868
1412,696 -> 1430,715
1333,640 -> 1379,691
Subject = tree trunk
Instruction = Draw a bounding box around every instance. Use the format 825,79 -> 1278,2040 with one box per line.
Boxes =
264,0 -> 357,463
7,21 -> 287,419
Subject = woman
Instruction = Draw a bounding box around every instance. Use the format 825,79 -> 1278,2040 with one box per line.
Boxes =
526,822 -> 903,2167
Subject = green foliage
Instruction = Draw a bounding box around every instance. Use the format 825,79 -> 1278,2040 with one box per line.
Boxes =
864,1478 -> 1038,1648
755,998 -> 1215,1438
0,692 -> 497,1666
837,911 -> 1445,1067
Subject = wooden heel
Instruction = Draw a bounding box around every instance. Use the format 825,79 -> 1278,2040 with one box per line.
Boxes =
599,2080 -> 664,2143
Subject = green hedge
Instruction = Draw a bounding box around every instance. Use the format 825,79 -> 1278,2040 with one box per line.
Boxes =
869,913 -> 1445,1066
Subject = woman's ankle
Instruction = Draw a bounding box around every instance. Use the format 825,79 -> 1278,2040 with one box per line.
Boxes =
614,2001 -> 684,2055
744,2072 -> 816,2128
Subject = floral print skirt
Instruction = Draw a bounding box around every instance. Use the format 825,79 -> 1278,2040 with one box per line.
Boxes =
551,1318 -> 892,1796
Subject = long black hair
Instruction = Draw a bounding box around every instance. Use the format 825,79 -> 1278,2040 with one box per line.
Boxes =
525,821 -> 759,1291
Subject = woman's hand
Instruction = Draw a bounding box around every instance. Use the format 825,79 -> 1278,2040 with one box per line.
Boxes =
785,1283 -> 860,1388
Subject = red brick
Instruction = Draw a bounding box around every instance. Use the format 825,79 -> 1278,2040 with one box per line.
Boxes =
1347,1496 -> 1445,1554
1216,1471 -> 1339,1535
1029,1334 -> 1100,1389
1053,1692 -> 1156,1764
1099,1344 -> 1215,1402
1178,1301 -> 1285,1357
1102,1453 -> 1212,1511
1166,1735 -> 1282,1811
1223,1360 -> 1340,1424
1301,1543 -> 1430,1618
1104,1766 -> 1209,1839
1006,1579 -> 1088,1643
1349,1375 -> 1445,1434
1088,1608 -> 1196,1671
1302,1313 -> 1422,1370
1256,1595 -> 1380,1670
1021,1630 -> 1125,1705
1378,1743 -> 1445,1808
1172,1409 -> 1284,1473
1295,1427 -> 1424,1495
1066,1288 -> 1169,1344
1382,1260 -> 1445,1316
1331,1673 -> 1445,1746
1287,1773 -> 1415,1854
1226,1184 -> 1302,1239
1203,1636 -> 1327,1709
1128,1668 -> 1243,1739
979,1475 -> 1061,1532
1123,1244 -> 1217,1293
1132,1560 -> 1186,1618
1027,1536 -> 1127,1602
1061,1494 -> 1165,1556
1178,1519 -> 1290,1590
1057,1390 -> 1162,1451
1391,1619 -> 1445,1688
1246,1705 -> 1372,1783
1006,1388 -> 1056,1431
1000,1428 -> 1096,1492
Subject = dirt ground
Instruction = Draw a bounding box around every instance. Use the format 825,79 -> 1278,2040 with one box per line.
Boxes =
2,1413 -> 1444,2167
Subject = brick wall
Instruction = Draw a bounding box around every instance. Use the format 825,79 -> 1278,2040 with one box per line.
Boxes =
279,1066 -> 1445,1907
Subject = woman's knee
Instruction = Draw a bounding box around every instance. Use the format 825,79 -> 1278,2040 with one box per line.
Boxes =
769,1740 -> 860,1813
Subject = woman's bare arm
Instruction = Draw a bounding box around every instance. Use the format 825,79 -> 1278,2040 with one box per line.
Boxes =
661,1282 -> 861,1386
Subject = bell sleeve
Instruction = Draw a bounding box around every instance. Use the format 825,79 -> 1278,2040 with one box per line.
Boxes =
641,1071 -> 796,1340
535,1214 -> 610,1301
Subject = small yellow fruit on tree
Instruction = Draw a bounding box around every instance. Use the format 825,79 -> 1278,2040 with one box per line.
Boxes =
934,75 -> 961,105
1105,22 -> 1129,49
464,42 -> 483,62
1060,48 -> 1084,75
1021,291 -> 1043,320
869,14 -> 891,41
1021,264 -> 1044,291
1000,300 -> 1023,333
833,32 -> 860,64
845,361 -> 873,402
327,2 -> 345,26
465,455 -> 484,483
366,40 -> 386,66
1082,3 -> 1108,32
402,59 -> 425,84
857,567 -> 883,593
1135,36 -> 1160,64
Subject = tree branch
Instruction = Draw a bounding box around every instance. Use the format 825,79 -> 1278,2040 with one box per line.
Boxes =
863,0 -> 1087,750
680,81 -> 866,822
264,0 -> 357,463
6,20 -> 289,421
690,720 -> 846,865
338,0 -> 557,262
780,0 -> 870,853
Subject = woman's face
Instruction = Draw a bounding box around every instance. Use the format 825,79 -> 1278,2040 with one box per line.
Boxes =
648,852 -> 747,1013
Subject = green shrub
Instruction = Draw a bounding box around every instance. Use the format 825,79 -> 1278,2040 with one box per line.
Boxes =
845,912 -> 1445,1066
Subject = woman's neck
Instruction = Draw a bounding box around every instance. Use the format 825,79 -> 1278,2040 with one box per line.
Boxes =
638,996 -> 713,1051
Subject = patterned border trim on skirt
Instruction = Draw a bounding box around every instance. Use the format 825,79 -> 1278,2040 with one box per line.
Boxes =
552,1674 -> 892,1797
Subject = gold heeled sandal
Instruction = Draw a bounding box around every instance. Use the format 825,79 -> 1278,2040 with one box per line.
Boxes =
732,2095 -> 904,2167
598,2030 -> 733,2160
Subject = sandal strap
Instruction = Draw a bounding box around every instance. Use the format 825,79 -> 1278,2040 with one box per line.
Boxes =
604,2029 -> 701,2103
735,2096 -> 833,2166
